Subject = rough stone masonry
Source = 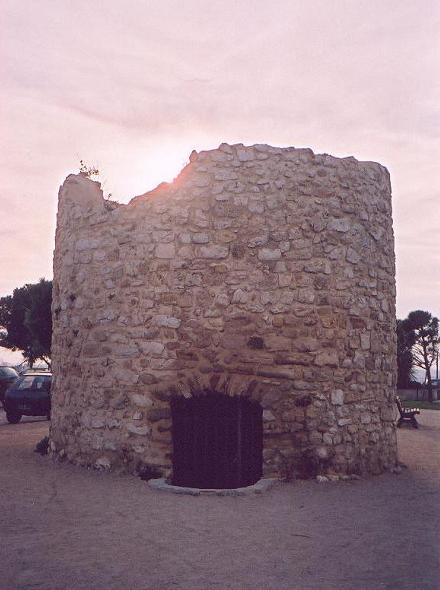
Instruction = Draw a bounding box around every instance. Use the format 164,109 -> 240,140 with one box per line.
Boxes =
50,143 -> 398,480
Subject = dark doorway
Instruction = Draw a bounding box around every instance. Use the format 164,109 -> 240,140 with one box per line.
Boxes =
171,394 -> 263,488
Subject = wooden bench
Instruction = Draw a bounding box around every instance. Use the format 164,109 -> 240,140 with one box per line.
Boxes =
395,396 -> 420,428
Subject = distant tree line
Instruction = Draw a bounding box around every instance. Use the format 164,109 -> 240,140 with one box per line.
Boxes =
0,279 -> 52,367
397,310 -> 439,401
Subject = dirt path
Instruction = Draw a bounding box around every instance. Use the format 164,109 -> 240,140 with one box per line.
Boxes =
1,411 -> 439,590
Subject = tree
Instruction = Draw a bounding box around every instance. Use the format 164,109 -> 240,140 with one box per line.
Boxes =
396,318 -> 416,388
0,279 -> 52,367
406,310 -> 439,402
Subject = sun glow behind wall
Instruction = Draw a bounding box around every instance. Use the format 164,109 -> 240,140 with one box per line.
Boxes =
93,138 -> 211,204
2,0 -> 440,320
116,148 -> 189,202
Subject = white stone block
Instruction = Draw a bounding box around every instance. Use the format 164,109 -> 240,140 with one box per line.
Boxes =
258,248 -> 282,261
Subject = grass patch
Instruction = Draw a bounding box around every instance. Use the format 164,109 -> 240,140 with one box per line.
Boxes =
402,400 -> 440,411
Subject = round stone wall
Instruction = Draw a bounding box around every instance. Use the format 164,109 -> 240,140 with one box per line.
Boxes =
50,143 -> 398,480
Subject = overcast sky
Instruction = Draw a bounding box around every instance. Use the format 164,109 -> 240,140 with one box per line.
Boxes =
1,0 -> 439,362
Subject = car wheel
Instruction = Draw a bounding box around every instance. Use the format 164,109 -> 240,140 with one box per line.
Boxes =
6,412 -> 22,424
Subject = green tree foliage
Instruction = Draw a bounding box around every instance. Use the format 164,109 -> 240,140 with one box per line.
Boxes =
396,318 -> 416,388
0,279 -> 52,367
405,310 -> 439,402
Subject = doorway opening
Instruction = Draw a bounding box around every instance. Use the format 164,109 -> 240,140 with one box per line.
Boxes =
171,394 -> 263,489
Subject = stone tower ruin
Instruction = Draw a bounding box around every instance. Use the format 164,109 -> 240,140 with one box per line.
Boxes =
50,143 -> 398,486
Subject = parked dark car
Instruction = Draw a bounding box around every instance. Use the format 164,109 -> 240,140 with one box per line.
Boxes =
0,366 -> 18,406
3,372 -> 52,424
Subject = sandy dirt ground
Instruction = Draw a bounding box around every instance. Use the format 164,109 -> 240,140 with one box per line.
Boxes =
0,410 -> 439,590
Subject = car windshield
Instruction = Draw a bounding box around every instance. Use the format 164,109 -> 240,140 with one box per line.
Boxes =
0,367 -> 18,378
16,375 -> 51,390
